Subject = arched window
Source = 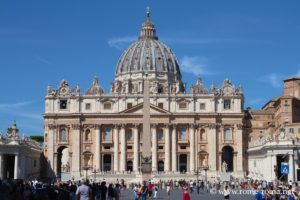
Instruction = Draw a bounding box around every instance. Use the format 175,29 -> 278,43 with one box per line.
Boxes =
104,127 -> 111,141
83,152 -> 93,167
158,129 -> 164,140
180,128 -> 187,140
200,129 -> 206,141
224,128 -> 232,141
85,129 -> 91,141
127,129 -> 133,140
59,128 -> 67,141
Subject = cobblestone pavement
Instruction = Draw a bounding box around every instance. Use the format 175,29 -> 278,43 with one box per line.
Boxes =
119,189 -> 255,200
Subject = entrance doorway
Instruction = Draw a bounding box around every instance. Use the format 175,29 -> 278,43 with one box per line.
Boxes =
103,154 -> 112,171
57,146 -> 69,177
3,155 -> 15,179
158,160 -> 164,172
179,154 -> 187,173
222,146 -> 234,172
127,160 -> 133,172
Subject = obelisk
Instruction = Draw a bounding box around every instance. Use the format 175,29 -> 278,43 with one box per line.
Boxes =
141,72 -> 152,175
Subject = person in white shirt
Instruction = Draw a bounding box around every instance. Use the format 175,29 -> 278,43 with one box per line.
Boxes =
224,185 -> 230,199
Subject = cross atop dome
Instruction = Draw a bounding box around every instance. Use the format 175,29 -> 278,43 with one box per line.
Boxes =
139,7 -> 158,40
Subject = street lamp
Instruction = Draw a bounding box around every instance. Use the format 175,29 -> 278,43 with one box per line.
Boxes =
92,167 -> 98,182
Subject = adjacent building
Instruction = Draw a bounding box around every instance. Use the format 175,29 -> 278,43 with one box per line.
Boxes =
247,77 -> 300,182
0,122 -> 43,179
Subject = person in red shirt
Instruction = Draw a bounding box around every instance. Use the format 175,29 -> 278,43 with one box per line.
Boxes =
182,185 -> 191,200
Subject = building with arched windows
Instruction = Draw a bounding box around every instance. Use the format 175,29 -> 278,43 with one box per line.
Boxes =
43,9 -> 246,181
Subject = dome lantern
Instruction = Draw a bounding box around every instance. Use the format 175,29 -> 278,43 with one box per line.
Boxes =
139,7 -> 158,40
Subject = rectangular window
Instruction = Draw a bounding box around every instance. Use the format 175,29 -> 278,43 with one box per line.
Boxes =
158,103 -> 164,109
224,99 -> 231,110
104,128 -> 111,141
104,102 -> 112,110
104,146 -> 110,150
127,103 -> 132,109
200,103 -> 206,110
127,146 -> 132,150
289,128 -> 294,134
179,102 -> 187,109
85,103 -> 91,110
224,128 -> 232,141
158,146 -> 164,150
60,100 -> 67,110
180,146 -> 186,149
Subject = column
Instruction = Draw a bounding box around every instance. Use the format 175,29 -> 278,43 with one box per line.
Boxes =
120,124 -> 126,172
234,152 -> 237,174
236,124 -> 243,173
165,124 -> 170,172
189,124 -> 195,173
289,153 -> 295,181
0,154 -> 3,179
47,125 -> 55,176
113,125 -> 119,173
72,125 -> 81,178
133,124 -> 139,173
172,124 -> 177,172
152,124 -> 158,172
95,125 -> 101,171
209,124 -> 217,171
14,154 -> 19,179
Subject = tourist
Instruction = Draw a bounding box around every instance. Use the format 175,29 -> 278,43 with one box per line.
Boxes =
166,183 -> 171,199
153,184 -> 158,199
223,185 -> 230,199
255,188 -> 263,200
75,179 -> 92,200
141,181 -> 148,200
107,183 -> 115,200
100,181 -> 107,200
182,185 -> 191,200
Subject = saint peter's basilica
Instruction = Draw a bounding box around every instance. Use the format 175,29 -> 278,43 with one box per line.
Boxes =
44,9 -> 246,181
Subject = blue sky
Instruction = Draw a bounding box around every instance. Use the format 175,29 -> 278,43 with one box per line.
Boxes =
0,0 -> 299,135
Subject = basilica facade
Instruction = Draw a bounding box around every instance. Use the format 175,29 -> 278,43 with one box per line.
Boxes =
44,10 -> 246,181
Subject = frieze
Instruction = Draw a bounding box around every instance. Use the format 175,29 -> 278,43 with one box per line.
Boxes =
72,124 -> 81,130
48,124 -> 57,130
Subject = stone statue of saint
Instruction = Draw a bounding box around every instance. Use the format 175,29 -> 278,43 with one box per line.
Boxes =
222,161 -> 228,172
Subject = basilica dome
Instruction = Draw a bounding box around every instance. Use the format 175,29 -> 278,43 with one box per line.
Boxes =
114,9 -> 182,85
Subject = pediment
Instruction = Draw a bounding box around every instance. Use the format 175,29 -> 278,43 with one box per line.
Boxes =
120,103 -> 171,114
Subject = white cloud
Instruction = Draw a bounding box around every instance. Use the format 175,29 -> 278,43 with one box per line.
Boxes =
248,98 -> 262,105
108,36 -> 136,49
257,73 -> 284,88
0,101 -> 32,109
35,55 -> 51,65
180,56 -> 210,76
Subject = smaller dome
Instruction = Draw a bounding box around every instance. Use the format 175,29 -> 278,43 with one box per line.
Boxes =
85,76 -> 104,95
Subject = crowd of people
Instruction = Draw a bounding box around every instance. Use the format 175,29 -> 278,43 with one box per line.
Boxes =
0,177 -> 299,200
